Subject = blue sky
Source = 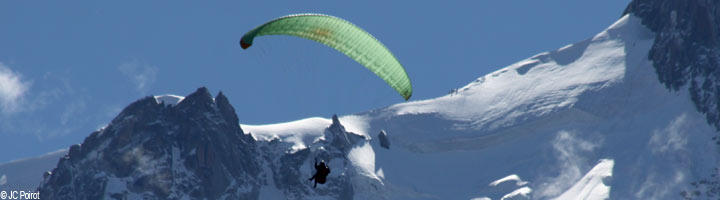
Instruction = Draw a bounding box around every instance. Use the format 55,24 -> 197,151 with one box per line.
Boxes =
0,1 -> 629,162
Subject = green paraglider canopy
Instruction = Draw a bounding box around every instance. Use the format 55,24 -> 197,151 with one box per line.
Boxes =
240,13 -> 412,100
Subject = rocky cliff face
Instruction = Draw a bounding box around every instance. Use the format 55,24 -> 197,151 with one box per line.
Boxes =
38,88 -> 261,199
625,0 -> 720,130
625,1 -> 720,197
37,87 -> 370,200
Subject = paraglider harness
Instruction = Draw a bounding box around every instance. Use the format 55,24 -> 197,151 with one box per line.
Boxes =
308,158 -> 331,188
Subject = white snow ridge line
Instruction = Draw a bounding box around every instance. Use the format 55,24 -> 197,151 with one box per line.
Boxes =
490,174 -> 528,187
502,186 -> 532,200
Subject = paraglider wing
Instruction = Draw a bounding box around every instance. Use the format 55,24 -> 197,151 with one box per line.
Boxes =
240,14 -> 412,100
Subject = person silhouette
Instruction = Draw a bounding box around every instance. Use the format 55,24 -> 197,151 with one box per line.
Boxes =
308,158 -> 331,188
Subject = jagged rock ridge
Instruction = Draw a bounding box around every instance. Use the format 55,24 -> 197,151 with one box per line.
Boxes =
38,87 -> 262,199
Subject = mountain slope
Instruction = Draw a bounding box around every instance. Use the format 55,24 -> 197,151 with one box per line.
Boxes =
368,14 -> 718,199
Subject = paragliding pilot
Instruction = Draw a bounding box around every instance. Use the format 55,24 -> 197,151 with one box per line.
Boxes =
309,158 -> 331,188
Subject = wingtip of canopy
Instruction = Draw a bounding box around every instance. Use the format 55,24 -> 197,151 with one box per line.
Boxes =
240,40 -> 252,49
404,94 -> 411,101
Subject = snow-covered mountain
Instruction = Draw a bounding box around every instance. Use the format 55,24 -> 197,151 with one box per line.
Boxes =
34,0 -> 720,199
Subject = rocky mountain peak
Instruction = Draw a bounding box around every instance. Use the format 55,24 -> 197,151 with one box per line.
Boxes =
215,91 -> 240,129
174,87 -> 215,114
38,87 -> 261,199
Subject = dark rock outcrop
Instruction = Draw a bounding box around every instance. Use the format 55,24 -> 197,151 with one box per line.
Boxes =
625,0 -> 720,130
378,130 -> 390,149
626,0 -> 720,197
